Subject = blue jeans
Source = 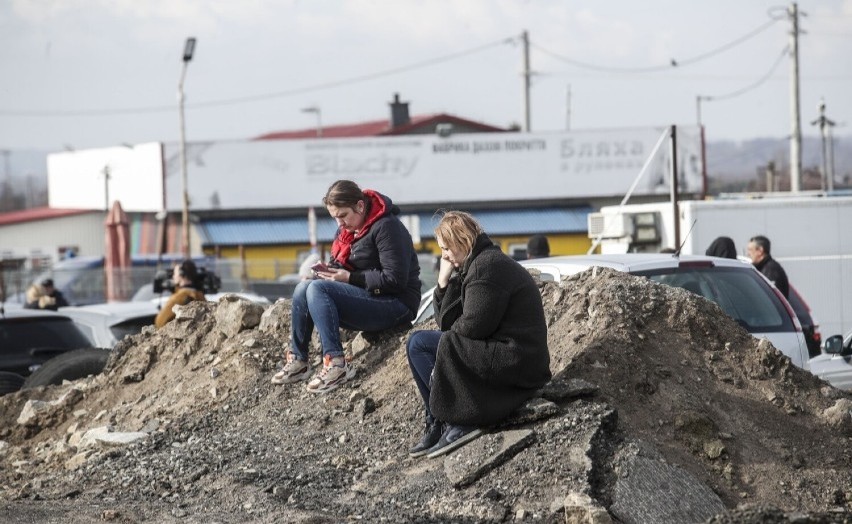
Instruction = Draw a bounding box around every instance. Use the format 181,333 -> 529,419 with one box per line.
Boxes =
406,330 -> 442,418
290,279 -> 413,360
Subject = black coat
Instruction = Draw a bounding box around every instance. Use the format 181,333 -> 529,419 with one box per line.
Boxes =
429,234 -> 551,426
755,255 -> 790,298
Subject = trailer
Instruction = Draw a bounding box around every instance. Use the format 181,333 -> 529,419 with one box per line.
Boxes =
588,194 -> 852,338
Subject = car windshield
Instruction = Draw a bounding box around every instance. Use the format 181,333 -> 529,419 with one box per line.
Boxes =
110,316 -> 156,343
1,317 -> 92,352
635,266 -> 794,333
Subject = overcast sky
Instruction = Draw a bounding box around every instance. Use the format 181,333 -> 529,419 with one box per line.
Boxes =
1,0 -> 850,153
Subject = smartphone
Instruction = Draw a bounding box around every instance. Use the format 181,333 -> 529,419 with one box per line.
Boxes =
311,261 -> 330,273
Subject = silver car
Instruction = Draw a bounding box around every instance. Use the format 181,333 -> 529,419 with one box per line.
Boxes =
415,253 -> 852,390
815,329 -> 852,390
59,301 -> 159,349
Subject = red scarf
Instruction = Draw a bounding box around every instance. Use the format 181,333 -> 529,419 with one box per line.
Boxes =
330,190 -> 387,269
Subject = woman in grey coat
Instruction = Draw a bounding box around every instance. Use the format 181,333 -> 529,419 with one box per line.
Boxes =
406,211 -> 551,458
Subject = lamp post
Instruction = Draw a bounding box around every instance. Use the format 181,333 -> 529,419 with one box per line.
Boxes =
178,37 -> 196,257
810,97 -> 836,192
302,106 -> 322,137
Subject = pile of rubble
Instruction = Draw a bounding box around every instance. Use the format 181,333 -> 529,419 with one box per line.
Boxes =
1,268 -> 851,523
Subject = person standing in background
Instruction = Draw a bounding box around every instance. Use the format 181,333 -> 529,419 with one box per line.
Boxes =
526,234 -> 550,259
154,260 -> 206,328
747,235 -> 789,298
705,236 -> 737,259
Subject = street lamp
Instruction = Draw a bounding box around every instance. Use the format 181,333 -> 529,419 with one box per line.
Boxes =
302,106 -> 322,137
178,37 -> 196,257
810,97 -> 836,192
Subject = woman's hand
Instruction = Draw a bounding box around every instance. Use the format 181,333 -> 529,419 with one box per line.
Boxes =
437,257 -> 454,289
316,268 -> 350,283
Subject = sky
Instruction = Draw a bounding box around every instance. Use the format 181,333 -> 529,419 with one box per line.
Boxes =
1,0 -> 850,154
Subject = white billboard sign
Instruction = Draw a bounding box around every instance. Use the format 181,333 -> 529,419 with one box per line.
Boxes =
46,127 -> 703,212
162,126 -> 703,211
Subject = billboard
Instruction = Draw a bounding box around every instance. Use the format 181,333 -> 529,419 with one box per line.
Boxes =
47,127 -> 703,212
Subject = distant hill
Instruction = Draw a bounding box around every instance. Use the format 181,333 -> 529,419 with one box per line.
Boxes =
705,135 -> 850,192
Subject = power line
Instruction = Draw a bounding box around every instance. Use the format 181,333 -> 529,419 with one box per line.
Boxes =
699,45 -> 789,103
532,18 -> 780,73
0,36 -> 517,118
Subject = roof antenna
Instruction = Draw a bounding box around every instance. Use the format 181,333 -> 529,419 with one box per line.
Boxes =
673,219 -> 697,257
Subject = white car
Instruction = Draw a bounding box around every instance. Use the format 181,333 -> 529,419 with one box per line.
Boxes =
415,253 -> 852,390
59,301 -> 160,349
814,329 -> 852,390
132,282 -> 271,306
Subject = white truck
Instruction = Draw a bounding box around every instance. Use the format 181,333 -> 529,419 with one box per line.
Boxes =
587,194 -> 852,339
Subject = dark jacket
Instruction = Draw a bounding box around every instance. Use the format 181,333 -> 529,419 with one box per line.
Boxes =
755,255 -> 790,298
705,237 -> 737,259
331,191 -> 422,318
429,234 -> 551,426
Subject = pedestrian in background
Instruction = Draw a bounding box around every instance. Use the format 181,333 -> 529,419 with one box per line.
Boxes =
526,234 -> 550,259
705,236 -> 737,259
155,260 -> 206,328
747,235 -> 789,298
24,278 -> 69,311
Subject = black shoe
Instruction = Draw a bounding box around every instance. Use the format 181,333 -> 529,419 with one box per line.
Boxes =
425,424 -> 483,458
409,418 -> 443,458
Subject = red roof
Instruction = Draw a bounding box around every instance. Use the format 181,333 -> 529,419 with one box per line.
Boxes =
254,113 -> 507,140
0,207 -> 95,226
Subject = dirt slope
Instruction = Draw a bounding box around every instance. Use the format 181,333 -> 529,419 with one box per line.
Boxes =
1,268 -> 851,523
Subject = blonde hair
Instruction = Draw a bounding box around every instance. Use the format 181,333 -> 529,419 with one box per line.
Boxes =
434,210 -> 483,255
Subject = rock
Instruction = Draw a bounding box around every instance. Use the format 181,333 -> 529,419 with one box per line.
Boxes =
553,492 -> 612,524
215,295 -> 265,336
610,442 -> 725,524
443,429 -> 536,488
95,432 -> 148,447
258,301 -> 291,333
541,376 -> 599,402
820,398 -> 852,434
17,399 -> 53,426
501,397 -> 559,426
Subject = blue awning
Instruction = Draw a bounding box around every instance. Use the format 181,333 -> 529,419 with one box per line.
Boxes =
199,206 -> 592,246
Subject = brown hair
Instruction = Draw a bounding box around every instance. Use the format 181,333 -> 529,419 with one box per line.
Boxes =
322,180 -> 365,208
434,210 -> 483,255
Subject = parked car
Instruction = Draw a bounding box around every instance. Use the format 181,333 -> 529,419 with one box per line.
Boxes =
0,307 -> 96,395
814,329 -> 852,390
59,301 -> 160,349
786,286 -> 822,358
131,283 -> 271,306
414,253 -> 852,390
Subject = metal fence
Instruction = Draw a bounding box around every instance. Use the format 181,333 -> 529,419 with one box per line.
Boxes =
1,256 -> 439,307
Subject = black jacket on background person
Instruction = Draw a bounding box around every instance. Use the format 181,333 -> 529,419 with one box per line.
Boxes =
429,233 -> 551,427
754,255 -> 790,298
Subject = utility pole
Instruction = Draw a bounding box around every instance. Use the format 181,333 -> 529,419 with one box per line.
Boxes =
788,2 -> 802,193
811,97 -> 836,192
521,30 -> 531,132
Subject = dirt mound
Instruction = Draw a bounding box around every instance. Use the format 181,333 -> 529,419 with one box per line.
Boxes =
1,269 -> 851,523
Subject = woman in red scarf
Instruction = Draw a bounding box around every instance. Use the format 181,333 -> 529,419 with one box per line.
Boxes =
272,179 -> 422,393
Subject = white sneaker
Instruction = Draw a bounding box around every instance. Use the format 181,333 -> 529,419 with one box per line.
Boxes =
306,355 -> 356,393
270,353 -> 311,384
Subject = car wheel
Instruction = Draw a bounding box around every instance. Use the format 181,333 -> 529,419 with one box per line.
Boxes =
0,371 -> 26,395
22,348 -> 110,389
